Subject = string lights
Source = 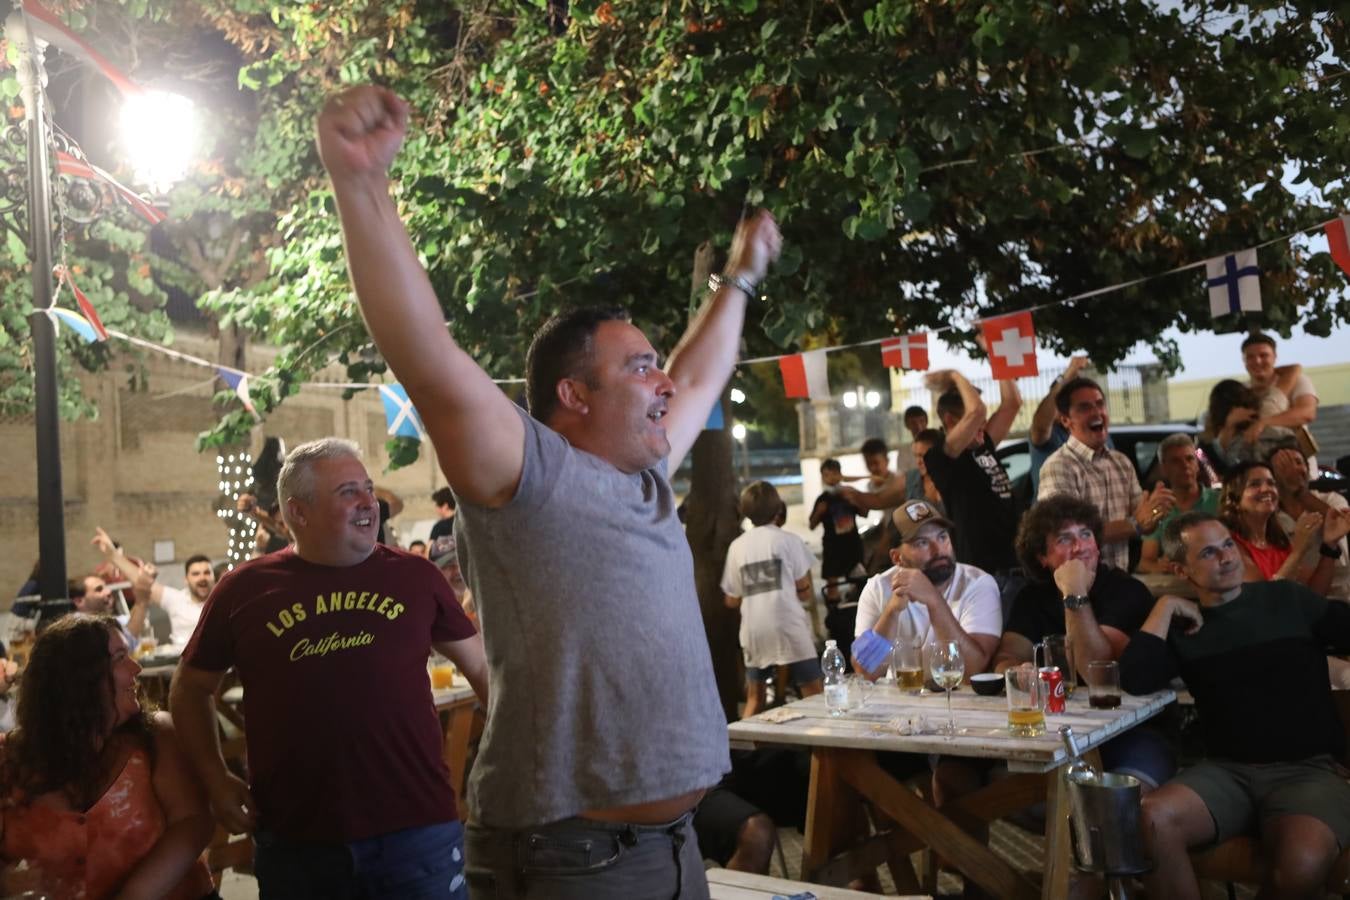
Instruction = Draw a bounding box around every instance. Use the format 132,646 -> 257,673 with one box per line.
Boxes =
214,450 -> 255,572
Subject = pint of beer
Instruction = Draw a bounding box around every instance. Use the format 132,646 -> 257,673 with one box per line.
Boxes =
1005,664 -> 1047,737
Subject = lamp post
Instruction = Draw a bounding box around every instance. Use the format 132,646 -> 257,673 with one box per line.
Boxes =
6,11 -> 68,622
2,6 -> 196,626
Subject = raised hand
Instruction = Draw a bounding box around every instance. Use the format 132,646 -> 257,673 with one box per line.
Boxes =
316,85 -> 410,183
1292,511 -> 1324,551
1064,355 -> 1090,378
1053,557 -> 1096,599
891,567 -> 942,610
1135,482 -> 1176,533
91,526 -> 119,557
1323,508 -> 1350,546
724,210 -> 783,285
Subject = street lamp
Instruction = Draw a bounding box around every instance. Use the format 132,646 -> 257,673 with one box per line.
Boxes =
2,7 -> 196,625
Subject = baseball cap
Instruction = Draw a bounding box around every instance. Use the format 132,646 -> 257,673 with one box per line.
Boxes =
429,535 -> 458,567
891,500 -> 955,543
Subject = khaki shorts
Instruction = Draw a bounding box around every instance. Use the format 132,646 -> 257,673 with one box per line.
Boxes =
1171,755 -> 1350,847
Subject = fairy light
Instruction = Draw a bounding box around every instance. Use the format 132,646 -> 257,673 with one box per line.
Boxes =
216,450 -> 256,572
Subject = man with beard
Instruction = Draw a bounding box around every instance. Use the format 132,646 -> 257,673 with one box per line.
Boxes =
853,500 -> 1002,677
93,527 -> 217,649
1038,377 -> 1175,572
1126,512 -> 1350,899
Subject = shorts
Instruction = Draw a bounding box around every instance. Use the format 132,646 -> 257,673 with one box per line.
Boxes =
692,787 -> 761,866
1098,726 -> 1176,790
745,657 -> 822,685
1169,755 -> 1350,847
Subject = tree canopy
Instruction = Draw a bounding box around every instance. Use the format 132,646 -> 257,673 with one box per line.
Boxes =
4,0 -> 1349,452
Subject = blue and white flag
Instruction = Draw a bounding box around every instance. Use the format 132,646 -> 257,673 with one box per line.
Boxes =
49,307 -> 100,343
378,384 -> 426,441
216,367 -> 257,417
1205,248 -> 1261,318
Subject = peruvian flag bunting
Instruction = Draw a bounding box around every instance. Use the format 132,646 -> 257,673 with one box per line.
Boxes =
55,266 -> 109,341
779,349 -> 830,400
1326,216 -> 1350,277
880,333 -> 929,371
980,312 -> 1039,379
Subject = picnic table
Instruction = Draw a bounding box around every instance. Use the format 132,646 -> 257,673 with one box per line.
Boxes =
728,684 -> 1174,900
705,867 -> 926,899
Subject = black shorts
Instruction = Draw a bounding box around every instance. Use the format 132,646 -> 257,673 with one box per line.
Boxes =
693,786 -> 761,866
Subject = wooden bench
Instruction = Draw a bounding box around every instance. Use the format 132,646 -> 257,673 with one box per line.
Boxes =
705,867 -> 927,899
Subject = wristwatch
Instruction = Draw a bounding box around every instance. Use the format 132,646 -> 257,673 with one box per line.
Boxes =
1062,593 -> 1090,610
708,271 -> 759,299
1321,544 -> 1344,560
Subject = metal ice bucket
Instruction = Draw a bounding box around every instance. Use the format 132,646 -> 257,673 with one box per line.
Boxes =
1067,769 -> 1151,876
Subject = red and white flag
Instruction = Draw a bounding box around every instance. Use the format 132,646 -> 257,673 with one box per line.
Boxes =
779,349 -> 830,399
22,0 -> 141,97
981,312 -> 1038,379
1326,216 -> 1350,277
56,151 -> 167,225
880,333 -> 929,371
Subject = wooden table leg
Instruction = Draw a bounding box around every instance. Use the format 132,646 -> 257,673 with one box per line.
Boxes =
833,749 -> 1039,900
1043,764 -> 1073,900
442,701 -> 476,807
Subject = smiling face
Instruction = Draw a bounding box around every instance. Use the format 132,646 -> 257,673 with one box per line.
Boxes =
107,626 -> 142,727
1236,465 -> 1280,517
287,454 -> 379,566
185,561 -> 215,603
1243,341 -> 1277,387
1038,519 -> 1100,574
76,576 -> 114,614
570,320 -> 675,473
1176,519 -> 1245,596
1060,385 -> 1110,450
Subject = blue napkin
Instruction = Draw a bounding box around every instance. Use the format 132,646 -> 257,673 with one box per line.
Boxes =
851,629 -> 891,675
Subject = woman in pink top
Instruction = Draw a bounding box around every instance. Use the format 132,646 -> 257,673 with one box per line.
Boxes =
0,615 -> 216,899
1220,461 -> 1347,593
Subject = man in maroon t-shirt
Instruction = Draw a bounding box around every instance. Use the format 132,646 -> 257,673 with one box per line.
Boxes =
170,438 -> 487,900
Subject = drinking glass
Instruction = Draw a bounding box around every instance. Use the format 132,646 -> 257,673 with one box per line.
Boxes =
1087,660 -> 1122,709
893,640 -> 924,694
1005,664 -> 1047,736
428,653 -> 457,690
930,640 -> 965,736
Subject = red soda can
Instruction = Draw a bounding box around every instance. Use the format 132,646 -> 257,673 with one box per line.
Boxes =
1038,666 -> 1066,714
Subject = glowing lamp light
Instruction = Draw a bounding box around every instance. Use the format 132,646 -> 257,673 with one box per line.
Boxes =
842,391 -> 858,409
119,90 -> 198,191
731,423 -> 747,441
865,390 -> 882,409
729,388 -> 746,404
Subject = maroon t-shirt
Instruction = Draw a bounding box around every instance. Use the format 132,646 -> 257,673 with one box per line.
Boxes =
181,544 -> 476,842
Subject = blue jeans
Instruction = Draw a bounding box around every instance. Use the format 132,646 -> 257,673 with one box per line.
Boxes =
464,811 -> 708,900
254,820 -> 466,900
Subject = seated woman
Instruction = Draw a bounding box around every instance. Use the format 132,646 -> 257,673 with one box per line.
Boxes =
1219,461 -> 1347,594
0,614 -> 216,899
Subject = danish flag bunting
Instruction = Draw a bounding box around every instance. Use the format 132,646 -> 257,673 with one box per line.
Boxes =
980,312 -> 1039,379
1325,217 -> 1350,278
880,333 -> 929,371
779,350 -> 830,400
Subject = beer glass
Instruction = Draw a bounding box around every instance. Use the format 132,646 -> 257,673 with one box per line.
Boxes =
1034,635 -> 1076,697
1005,664 -> 1047,737
428,653 -> 456,690
893,640 -> 924,694
1087,660 -> 1122,709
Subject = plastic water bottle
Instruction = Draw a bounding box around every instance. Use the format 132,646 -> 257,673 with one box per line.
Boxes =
822,640 -> 848,717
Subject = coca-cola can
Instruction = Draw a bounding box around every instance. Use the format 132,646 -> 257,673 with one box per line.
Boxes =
1038,665 -> 1066,714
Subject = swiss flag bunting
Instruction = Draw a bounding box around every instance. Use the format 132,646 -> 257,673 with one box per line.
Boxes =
1326,216 -> 1350,277
880,333 -> 929,371
981,312 -> 1038,379
779,350 -> 830,399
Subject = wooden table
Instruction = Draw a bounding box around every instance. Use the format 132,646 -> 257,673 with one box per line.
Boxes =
1133,572 -> 1198,599
728,685 -> 1174,900
705,867 -> 925,899
432,680 -> 480,805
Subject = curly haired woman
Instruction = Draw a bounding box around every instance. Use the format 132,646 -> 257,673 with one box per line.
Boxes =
1,614 -> 217,899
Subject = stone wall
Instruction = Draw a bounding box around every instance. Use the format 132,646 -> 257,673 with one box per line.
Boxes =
2,331 -> 446,600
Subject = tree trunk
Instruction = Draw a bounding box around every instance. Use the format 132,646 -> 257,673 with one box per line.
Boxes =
683,241 -> 745,722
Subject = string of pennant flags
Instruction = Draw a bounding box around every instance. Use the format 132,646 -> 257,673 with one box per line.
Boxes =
44,210 -> 1350,441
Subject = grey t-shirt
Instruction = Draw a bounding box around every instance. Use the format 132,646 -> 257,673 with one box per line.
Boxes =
455,407 -> 729,827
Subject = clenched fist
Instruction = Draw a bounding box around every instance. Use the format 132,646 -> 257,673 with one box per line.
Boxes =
315,85 -> 410,183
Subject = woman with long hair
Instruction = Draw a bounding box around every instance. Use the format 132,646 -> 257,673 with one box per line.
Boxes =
1204,380 -> 1298,476
1,614 -> 216,899
1219,461 -> 1347,594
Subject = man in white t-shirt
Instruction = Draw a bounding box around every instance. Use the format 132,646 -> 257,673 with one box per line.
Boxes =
1242,331 -> 1319,469
853,500 -> 1002,677
722,481 -> 820,719
93,526 -> 215,648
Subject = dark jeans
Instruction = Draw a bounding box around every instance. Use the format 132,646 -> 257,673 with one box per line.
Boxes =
464,811 -> 708,900
254,820 -> 465,900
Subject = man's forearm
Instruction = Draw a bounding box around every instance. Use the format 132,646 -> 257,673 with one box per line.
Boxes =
167,683 -> 230,786
666,285 -> 747,409
1064,608 -> 1115,678
1103,519 -> 1137,545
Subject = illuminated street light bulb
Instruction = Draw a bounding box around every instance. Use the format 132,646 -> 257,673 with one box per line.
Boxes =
865,390 -> 882,409
731,423 -> 747,441
729,388 -> 746,404
842,391 -> 858,409
119,90 -> 198,191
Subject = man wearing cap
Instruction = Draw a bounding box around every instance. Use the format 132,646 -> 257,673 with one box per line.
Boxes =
430,534 -> 476,626
852,500 -> 1003,677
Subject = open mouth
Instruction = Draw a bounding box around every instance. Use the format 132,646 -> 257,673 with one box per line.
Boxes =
1087,418 -> 1106,435
647,406 -> 668,424
352,516 -> 374,528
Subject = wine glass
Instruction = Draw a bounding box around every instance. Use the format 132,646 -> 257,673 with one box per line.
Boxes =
930,640 -> 965,736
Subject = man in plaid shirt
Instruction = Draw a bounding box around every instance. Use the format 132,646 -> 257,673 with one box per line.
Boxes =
1038,377 -> 1175,571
